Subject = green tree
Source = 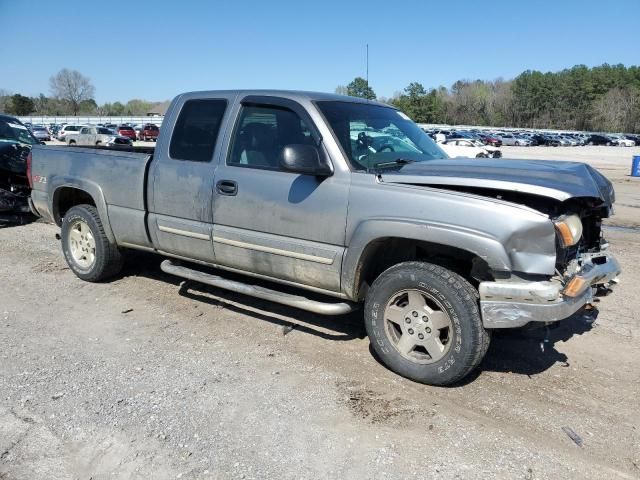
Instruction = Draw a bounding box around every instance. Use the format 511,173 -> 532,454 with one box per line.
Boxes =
390,82 -> 443,123
346,77 -> 376,100
78,99 -> 98,114
405,82 -> 426,98
8,94 -> 34,115
124,99 -> 154,115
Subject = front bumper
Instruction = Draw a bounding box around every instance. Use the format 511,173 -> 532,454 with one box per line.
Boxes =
479,252 -> 621,328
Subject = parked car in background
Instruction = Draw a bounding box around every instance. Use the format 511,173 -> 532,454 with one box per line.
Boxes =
558,135 -> 578,146
549,135 -> 570,146
139,124 -> 160,141
440,138 -> 496,158
31,126 -> 51,142
476,132 -> 502,147
67,126 -> 133,147
586,134 -> 613,146
50,125 -> 62,137
531,134 -> 561,146
114,125 -> 137,141
469,138 -> 502,157
624,134 -> 640,145
608,135 -> 635,147
56,125 -> 87,142
499,133 -> 531,146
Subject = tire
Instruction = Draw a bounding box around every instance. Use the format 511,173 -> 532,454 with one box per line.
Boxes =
95,141 -> 102,146
61,204 -> 124,282
475,153 -> 487,158
607,142 -> 612,146
68,140 -> 75,145
364,261 -> 490,386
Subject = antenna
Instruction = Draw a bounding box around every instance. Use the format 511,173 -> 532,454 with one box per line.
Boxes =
366,43 -> 370,102
366,43 -> 369,87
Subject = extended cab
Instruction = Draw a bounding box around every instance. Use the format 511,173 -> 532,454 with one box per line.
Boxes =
29,90 -> 621,385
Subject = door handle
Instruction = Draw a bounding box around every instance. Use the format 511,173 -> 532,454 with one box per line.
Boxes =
216,180 -> 238,196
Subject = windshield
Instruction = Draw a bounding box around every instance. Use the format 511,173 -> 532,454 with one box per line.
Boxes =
316,101 -> 447,170
97,127 -> 114,135
0,118 -> 37,145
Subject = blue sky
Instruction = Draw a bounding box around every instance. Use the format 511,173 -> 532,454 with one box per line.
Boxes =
1,0 -> 638,103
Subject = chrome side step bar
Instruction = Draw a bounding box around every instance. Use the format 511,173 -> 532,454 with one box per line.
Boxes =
160,260 -> 358,316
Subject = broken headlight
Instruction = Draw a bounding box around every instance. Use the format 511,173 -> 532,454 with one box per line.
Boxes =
554,214 -> 583,247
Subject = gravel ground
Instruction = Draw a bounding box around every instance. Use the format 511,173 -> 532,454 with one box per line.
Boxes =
1,146 -> 639,479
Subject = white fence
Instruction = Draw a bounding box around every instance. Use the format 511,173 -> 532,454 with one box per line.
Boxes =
17,116 -> 165,126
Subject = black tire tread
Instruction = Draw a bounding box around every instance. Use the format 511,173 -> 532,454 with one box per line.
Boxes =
62,204 -> 123,282
365,261 -> 490,386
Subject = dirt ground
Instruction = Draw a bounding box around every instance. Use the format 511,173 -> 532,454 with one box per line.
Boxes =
1,146 -> 639,479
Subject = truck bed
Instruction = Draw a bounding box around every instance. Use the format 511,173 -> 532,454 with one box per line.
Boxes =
30,144 -> 153,224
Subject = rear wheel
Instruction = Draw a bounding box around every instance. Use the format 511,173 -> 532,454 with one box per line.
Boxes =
364,261 -> 490,386
61,204 -> 123,282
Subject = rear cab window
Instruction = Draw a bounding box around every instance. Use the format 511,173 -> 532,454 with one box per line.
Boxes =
169,99 -> 227,162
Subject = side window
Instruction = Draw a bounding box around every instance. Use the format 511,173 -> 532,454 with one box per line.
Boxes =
228,104 -> 312,169
169,99 -> 227,162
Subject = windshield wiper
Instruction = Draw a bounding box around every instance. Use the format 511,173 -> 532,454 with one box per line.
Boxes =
371,158 -> 415,169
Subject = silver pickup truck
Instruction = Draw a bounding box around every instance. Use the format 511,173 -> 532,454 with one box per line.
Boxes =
28,90 -> 621,385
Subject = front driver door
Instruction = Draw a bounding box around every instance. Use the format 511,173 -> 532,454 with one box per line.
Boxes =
211,96 -> 349,293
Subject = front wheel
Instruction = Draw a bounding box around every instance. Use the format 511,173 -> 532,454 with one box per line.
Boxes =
61,204 -> 124,282
364,261 -> 490,386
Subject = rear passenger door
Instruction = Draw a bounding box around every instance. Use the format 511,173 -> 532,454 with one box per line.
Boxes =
211,96 -> 349,293
147,94 -> 234,262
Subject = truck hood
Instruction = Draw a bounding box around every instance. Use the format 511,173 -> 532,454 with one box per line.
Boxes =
380,158 -> 615,207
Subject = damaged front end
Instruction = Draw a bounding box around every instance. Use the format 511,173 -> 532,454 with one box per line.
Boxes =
0,172 -> 31,225
380,158 -> 622,328
0,116 -> 37,224
478,196 -> 621,328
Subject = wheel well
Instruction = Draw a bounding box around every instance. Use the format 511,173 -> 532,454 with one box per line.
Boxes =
354,238 -> 493,300
53,187 -> 96,225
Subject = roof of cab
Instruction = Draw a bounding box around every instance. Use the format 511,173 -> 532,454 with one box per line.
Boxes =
177,90 -> 393,108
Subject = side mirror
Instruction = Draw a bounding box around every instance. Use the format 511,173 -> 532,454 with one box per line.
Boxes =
279,144 -> 333,177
